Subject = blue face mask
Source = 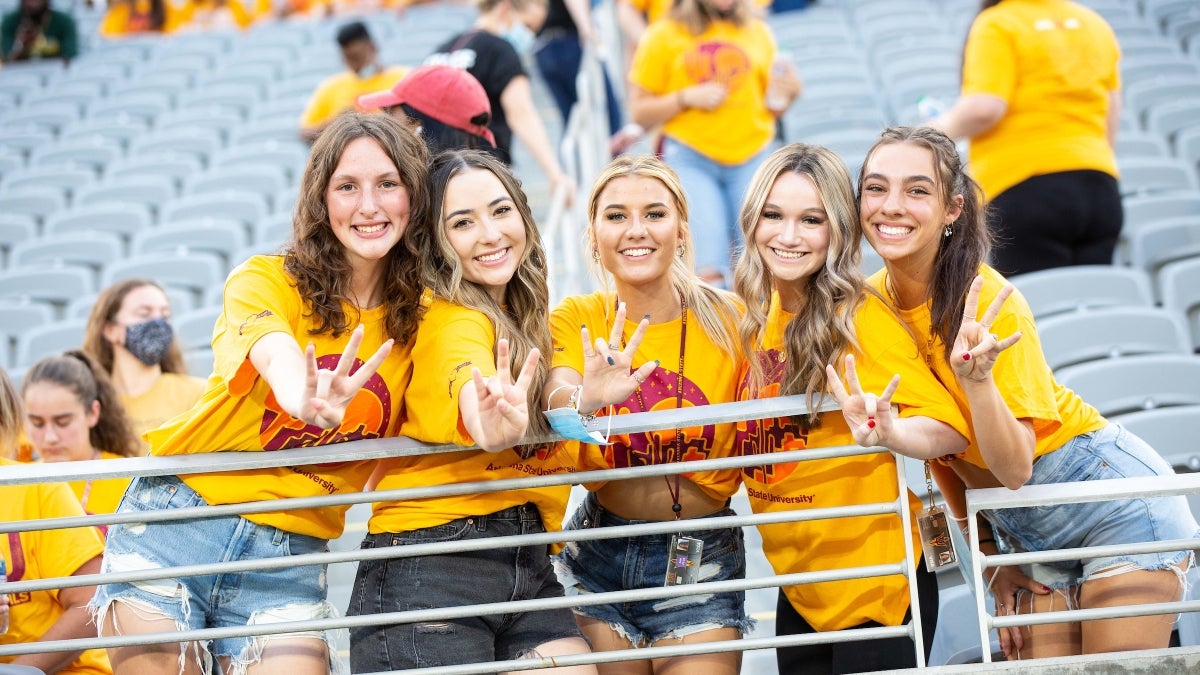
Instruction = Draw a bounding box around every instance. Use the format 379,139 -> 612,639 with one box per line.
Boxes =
544,408 -> 611,445
503,21 -> 536,55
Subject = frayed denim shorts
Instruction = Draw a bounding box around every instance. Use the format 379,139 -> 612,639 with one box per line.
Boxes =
347,502 -> 581,672
988,423 -> 1200,590
89,475 -> 336,674
553,492 -> 754,645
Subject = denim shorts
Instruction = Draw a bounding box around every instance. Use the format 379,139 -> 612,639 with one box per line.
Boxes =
553,492 -> 753,645
347,502 -> 582,671
89,475 -> 335,673
988,423 -> 1200,590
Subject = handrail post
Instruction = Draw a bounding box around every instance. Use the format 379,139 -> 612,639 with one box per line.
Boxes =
894,453 -> 926,668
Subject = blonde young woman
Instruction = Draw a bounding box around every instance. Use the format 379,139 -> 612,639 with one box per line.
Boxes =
350,150 -> 593,673
731,143 -> 970,673
82,279 -> 205,450
858,125 -> 1199,659
2,367 -> 112,675
22,351 -> 141,519
543,155 -> 749,675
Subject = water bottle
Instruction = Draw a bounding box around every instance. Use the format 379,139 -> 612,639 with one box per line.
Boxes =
766,50 -> 795,112
1,559 -> 8,635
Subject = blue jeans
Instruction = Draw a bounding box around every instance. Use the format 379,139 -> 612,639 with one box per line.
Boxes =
988,423 -> 1199,590
534,30 -> 623,135
553,492 -> 753,645
89,475 -> 335,669
662,137 -> 771,279
347,503 -> 581,671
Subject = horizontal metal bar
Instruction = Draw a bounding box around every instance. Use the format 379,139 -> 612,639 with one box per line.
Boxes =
0,395 -> 837,487
363,625 -> 912,675
990,598 -> 1200,629
967,473 -> 1200,511
0,564 -> 906,657
980,537 -> 1200,567
0,499 -> 903,595
1,442 -> 890,535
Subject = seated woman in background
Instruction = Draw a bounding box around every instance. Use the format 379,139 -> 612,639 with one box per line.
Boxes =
349,149 -> 592,673
83,279 -> 206,451
2,367 -> 112,675
22,351 -> 141,519
731,142 -> 969,673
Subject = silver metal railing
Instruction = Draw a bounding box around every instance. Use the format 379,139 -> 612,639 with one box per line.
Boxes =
0,396 -> 931,672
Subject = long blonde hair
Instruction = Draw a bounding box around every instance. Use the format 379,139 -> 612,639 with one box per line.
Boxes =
733,143 -> 864,422
585,155 -> 742,359
0,368 -> 20,459
416,150 -> 552,439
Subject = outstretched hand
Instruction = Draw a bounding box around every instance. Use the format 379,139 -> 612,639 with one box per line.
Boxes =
951,276 -> 1023,383
470,339 -> 540,451
826,354 -> 900,447
578,302 -> 659,413
298,325 -> 392,429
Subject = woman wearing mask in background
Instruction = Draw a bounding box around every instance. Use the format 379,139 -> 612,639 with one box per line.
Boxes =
83,279 -> 205,450
627,0 -> 799,286
22,351 -> 141,519
731,143 -> 970,673
91,113 -> 428,675
426,0 -> 575,202
2,367 -> 112,675
543,155 -> 749,675
858,125 -> 1199,660
350,150 -> 593,673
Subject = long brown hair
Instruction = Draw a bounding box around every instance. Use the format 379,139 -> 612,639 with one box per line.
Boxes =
416,150 -> 552,438
733,143 -> 863,423
286,112 -> 429,345
0,368 -> 20,458
83,278 -> 188,375
22,351 -> 142,458
858,126 -> 991,359
669,0 -> 750,35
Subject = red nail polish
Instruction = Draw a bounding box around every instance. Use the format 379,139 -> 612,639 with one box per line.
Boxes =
1042,585 -> 1051,592
962,353 -> 971,361
867,419 -> 876,429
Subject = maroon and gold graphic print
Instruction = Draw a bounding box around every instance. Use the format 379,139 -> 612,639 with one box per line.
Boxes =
258,353 -> 392,450
683,41 -> 752,89
604,365 -> 714,467
735,349 -> 807,485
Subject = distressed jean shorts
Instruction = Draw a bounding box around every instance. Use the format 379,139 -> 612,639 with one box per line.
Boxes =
347,502 -> 582,672
553,492 -> 753,645
988,423 -> 1200,590
89,475 -> 334,667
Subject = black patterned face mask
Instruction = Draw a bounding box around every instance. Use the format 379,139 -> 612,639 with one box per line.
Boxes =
123,318 -> 174,366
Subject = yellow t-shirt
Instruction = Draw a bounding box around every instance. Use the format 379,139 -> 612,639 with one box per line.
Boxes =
628,0 -> 771,25
299,66 -> 409,129
550,291 -> 743,501
371,295 -> 573,535
67,451 -> 132,519
174,0 -> 255,31
124,372 -> 206,453
98,0 -> 184,36
961,0 -> 1120,199
1,459 -> 111,675
866,265 -> 1107,469
630,19 -> 776,165
736,293 -> 970,632
146,255 -> 415,540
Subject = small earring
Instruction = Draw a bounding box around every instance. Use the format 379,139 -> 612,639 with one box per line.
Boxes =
943,224 -> 953,238
677,244 -> 686,259
591,249 -> 600,263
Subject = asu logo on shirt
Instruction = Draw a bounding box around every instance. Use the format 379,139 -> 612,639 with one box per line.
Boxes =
259,353 -> 392,451
603,367 -> 715,468
735,348 -> 808,486
684,41 -> 752,88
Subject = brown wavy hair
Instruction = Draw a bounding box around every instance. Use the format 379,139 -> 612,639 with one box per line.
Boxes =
733,143 -> 864,423
83,278 -> 188,375
415,150 -> 552,438
286,112 -> 429,345
0,368 -> 20,457
22,351 -> 142,458
858,126 -> 992,360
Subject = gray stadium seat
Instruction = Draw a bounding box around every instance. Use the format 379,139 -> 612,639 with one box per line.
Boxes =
131,218 -> 248,268
0,187 -> 67,224
0,126 -> 54,156
1009,265 -> 1155,319
75,176 -> 178,215
175,85 -> 262,120
1175,126 -> 1200,172
1115,131 -> 1172,159
185,348 -> 215,379
10,231 -> 125,273
255,212 -> 294,247
183,166 -> 290,208
1145,96 -> 1200,143
88,91 -> 174,126
102,252 -> 226,305
59,117 -> 150,149
160,192 -> 269,232
1126,216 -> 1200,279
128,128 -> 224,166
4,103 -> 81,135
228,118 -> 302,145
1037,307 -> 1192,371
13,318 -> 87,368
173,305 -> 222,351
1158,256 -> 1200,350
1,166 -> 97,202
1125,76 -> 1200,125
1111,406 -> 1200,472
1116,157 -> 1199,195
0,299 -> 53,367
106,154 -> 205,188
43,203 -> 154,241
209,141 -> 309,183
156,107 -> 246,141
1123,192 -> 1200,228
1056,354 -> 1200,417
0,215 -> 36,263
0,266 -> 94,309
29,137 -> 123,171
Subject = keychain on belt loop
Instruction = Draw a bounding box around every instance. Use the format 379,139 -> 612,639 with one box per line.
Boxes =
916,460 -> 959,570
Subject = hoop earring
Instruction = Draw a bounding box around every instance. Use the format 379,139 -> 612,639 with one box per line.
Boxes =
943,224 -> 953,238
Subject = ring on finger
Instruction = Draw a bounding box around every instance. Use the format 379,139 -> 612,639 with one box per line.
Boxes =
991,333 -> 999,342
608,343 -> 620,350
584,351 -> 596,358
